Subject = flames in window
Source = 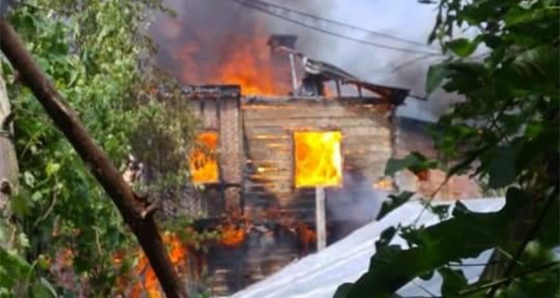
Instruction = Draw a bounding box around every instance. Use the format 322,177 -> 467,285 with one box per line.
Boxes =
294,131 -> 343,188
189,132 -> 219,184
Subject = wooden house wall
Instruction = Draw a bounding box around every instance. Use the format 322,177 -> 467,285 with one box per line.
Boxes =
189,95 -> 244,217
241,98 -> 394,221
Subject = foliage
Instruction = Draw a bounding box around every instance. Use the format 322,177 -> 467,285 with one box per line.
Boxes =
336,0 -> 559,297
0,0 -> 198,296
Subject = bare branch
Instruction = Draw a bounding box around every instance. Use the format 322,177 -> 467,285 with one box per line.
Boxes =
466,261 -> 559,297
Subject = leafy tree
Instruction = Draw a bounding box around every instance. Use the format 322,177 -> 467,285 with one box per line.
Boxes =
0,0 -> 198,296
336,0 -> 559,297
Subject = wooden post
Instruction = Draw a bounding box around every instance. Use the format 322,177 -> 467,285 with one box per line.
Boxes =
288,53 -> 299,94
335,80 -> 341,97
315,187 -> 327,251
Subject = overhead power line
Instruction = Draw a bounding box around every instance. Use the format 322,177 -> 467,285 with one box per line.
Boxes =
242,0 -> 438,50
226,0 -> 445,56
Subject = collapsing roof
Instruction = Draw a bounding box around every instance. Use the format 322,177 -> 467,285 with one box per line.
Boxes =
267,34 -> 410,106
299,55 -> 410,105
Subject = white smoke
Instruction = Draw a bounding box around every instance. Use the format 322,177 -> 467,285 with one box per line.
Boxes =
326,171 -> 388,227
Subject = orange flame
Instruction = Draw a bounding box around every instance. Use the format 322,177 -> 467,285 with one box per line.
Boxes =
175,16 -> 290,96
373,178 -> 394,190
189,132 -> 219,184
219,224 -> 246,247
217,34 -> 281,95
126,232 -> 188,297
295,222 -> 316,254
294,131 -> 343,188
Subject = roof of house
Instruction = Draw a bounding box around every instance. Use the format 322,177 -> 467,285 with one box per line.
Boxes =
229,197 -> 534,298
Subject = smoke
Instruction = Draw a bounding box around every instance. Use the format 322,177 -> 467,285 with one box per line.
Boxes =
326,171 -> 388,230
149,0 -> 464,118
148,0 -> 340,94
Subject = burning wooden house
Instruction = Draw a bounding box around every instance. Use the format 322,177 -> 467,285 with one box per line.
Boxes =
169,35 -> 481,296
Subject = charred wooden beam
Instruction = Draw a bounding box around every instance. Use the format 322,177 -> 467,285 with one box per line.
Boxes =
243,96 -> 390,105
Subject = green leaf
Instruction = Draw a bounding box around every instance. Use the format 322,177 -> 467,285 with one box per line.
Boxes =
333,283 -> 354,298
0,248 -> 32,288
344,188 -> 529,297
31,280 -> 56,298
385,155 -> 417,176
488,145 -> 517,189
452,201 -> 470,217
36,57 -> 51,72
425,63 -> 449,96
23,171 -> 36,187
385,153 -> 438,176
10,192 -> 32,217
445,38 -> 479,57
45,162 -> 61,177
375,227 -> 398,251
377,192 -> 414,220
31,191 -> 43,202
38,277 -> 57,297
516,128 -> 559,173
439,267 -> 468,296
429,204 -> 450,220
505,3 -> 543,26
418,269 -> 435,281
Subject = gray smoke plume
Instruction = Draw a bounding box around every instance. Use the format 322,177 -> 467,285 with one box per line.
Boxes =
326,171 -> 387,227
149,0 -> 464,119
149,0 -> 339,94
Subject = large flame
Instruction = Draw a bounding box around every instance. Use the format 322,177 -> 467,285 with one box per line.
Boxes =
294,131 -> 343,188
189,132 -> 219,184
171,12 -> 290,96
217,32 -> 282,95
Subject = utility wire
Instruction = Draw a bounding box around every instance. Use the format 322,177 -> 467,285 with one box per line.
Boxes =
238,0 -> 439,50
226,0 -> 446,56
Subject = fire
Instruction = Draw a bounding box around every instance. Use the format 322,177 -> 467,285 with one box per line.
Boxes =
295,222 -> 316,255
294,131 -> 343,188
173,13 -> 290,96
126,232 -> 189,297
217,33 -> 281,95
373,177 -> 394,190
219,224 -> 246,247
189,132 -> 219,184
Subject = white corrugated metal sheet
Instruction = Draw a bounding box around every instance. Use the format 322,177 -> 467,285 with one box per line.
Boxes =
230,198 -> 508,298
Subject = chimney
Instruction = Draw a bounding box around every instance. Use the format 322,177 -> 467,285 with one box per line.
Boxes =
267,34 -> 299,94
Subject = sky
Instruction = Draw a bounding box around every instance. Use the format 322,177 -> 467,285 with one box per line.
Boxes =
319,0 -> 448,121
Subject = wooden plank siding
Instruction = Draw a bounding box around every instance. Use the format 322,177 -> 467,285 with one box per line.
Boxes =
184,93 -> 484,296
190,95 -> 397,295
242,98 -> 394,217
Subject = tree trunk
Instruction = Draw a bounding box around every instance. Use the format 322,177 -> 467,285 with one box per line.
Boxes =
0,69 -> 18,250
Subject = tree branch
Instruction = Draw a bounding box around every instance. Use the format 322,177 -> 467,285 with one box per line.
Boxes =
0,18 -> 188,298
485,186 -> 559,297
461,261 -> 559,297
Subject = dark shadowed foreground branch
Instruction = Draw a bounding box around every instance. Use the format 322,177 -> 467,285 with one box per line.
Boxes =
0,18 -> 188,298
